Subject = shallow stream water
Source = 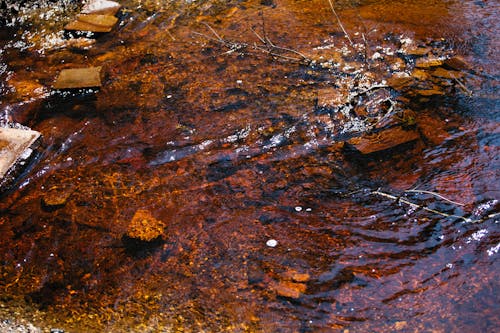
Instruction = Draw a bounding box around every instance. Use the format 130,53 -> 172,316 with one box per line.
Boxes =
0,0 -> 499,332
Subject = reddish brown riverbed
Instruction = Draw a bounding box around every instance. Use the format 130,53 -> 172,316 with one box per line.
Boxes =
0,0 -> 499,332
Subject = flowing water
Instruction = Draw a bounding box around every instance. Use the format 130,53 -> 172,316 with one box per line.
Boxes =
0,0 -> 498,332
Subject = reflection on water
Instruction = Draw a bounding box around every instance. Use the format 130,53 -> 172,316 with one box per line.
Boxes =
0,0 -> 498,331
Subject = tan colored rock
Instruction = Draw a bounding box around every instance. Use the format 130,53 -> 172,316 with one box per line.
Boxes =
405,46 -> 431,56
53,67 -> 102,89
65,14 -> 118,33
81,0 -> 121,15
411,69 -> 431,81
415,57 -> 445,68
0,127 -> 41,184
431,67 -> 463,79
127,209 -> 166,241
387,74 -> 413,90
347,126 -> 420,154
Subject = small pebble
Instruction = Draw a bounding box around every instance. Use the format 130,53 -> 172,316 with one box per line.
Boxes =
295,206 -> 302,212
266,239 -> 278,247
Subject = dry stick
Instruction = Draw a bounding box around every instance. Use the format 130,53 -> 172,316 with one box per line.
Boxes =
405,189 -> 465,206
371,189 -> 476,223
327,0 -> 354,48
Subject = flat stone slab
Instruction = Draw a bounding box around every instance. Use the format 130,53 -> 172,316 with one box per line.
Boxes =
65,14 -> 118,33
53,66 -> 102,89
0,127 -> 41,182
347,126 -> 420,154
81,0 -> 121,15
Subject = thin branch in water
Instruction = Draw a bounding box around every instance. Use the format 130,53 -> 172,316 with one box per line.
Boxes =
371,189 -> 475,223
405,189 -> 465,206
327,0 -> 354,48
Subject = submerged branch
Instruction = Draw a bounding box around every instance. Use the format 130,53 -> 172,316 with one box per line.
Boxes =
327,0 -> 354,48
193,23 -> 311,64
405,189 -> 465,206
371,189 -> 475,223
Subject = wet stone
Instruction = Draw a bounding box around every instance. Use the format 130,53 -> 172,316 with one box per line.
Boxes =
415,57 -> 445,68
444,56 -> 471,71
81,0 -> 121,16
430,67 -> 463,79
316,87 -> 349,108
0,127 -> 41,187
415,88 -> 445,96
126,209 -> 166,242
347,126 -> 420,154
386,73 -> 414,90
282,270 -> 311,283
42,187 -> 74,210
272,280 -> 307,299
65,14 -> 118,33
405,46 -> 432,56
53,67 -> 102,89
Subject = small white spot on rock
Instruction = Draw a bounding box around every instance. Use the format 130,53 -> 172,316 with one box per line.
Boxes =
295,206 -> 303,212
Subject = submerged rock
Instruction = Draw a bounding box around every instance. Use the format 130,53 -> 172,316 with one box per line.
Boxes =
65,14 -> 118,33
126,209 -> 166,242
53,66 -> 102,89
42,186 -> 74,210
347,126 -> 420,154
271,280 -> 307,299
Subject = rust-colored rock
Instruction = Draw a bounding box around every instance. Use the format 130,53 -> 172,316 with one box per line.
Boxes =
53,67 -> 102,89
127,209 -> 166,241
444,56 -> 471,71
272,280 -> 307,299
415,88 -> 445,96
417,114 -> 450,145
65,14 -> 118,33
42,187 -> 74,209
387,74 -> 414,90
282,270 -> 311,283
431,67 -> 463,79
347,126 -> 420,154
405,46 -> 431,56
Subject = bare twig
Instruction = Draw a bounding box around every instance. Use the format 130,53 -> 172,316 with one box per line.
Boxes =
372,189 -> 473,222
405,189 -> 465,206
371,189 -> 476,223
194,23 -> 311,64
327,0 -> 354,48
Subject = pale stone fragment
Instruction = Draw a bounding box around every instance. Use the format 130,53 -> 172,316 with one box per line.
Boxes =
53,66 -> 102,89
0,127 -> 41,182
65,14 -> 118,33
415,57 -> 445,68
81,0 -> 121,15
